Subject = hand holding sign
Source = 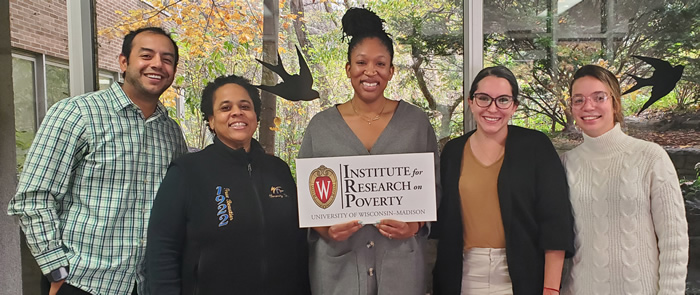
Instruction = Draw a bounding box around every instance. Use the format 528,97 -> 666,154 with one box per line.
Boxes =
321,220 -> 362,242
376,220 -> 421,240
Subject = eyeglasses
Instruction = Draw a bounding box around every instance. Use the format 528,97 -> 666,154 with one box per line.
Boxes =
570,91 -> 609,108
472,93 -> 515,109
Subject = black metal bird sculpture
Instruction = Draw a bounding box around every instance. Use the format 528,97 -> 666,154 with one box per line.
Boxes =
255,45 -> 320,102
622,55 -> 684,115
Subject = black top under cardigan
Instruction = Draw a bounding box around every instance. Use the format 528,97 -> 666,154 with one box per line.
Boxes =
146,137 -> 310,295
432,125 -> 574,295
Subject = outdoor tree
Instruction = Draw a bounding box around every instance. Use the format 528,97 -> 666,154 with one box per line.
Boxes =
483,0 -> 700,134
260,0 -> 281,153
614,0 -> 700,111
99,0 -> 298,149
373,0 -> 465,144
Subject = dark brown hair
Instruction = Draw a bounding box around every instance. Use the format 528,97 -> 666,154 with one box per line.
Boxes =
469,66 -> 520,103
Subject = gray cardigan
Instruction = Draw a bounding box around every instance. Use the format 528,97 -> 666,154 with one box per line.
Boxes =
299,100 -> 440,295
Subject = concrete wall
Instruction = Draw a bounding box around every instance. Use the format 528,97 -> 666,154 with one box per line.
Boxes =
667,148 -> 700,181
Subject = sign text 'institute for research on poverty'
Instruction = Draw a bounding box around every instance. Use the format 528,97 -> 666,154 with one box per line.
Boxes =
295,153 -> 437,227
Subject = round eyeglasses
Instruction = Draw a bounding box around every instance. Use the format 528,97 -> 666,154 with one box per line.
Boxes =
570,91 -> 609,108
472,93 -> 515,109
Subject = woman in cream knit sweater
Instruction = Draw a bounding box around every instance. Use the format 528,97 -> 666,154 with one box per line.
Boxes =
561,65 -> 688,294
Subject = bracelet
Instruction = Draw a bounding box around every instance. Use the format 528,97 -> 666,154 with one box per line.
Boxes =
543,287 -> 559,293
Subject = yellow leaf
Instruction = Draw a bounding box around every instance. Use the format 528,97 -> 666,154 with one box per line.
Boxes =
160,88 -> 178,107
273,117 -> 282,127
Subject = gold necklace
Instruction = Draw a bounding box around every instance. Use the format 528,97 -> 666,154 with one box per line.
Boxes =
351,98 -> 387,125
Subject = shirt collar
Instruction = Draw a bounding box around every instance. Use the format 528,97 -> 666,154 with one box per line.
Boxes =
110,82 -> 133,111
579,123 -> 634,156
110,82 -> 168,120
213,136 -> 265,159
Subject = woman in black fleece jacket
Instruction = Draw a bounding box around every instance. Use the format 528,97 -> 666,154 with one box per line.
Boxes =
146,74 -> 310,295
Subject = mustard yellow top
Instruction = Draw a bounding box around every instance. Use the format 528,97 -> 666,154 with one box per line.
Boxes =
459,138 -> 506,251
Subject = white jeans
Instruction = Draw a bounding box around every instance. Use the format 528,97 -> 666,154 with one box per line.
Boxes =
461,248 -> 513,295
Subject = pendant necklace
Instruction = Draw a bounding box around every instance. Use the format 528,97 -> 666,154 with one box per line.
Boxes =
351,98 -> 387,125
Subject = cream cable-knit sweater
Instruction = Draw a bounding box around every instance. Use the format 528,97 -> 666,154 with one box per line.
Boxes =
560,123 -> 688,295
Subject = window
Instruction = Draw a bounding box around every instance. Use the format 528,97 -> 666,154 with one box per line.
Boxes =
99,71 -> 116,90
12,55 -> 37,172
483,0 -> 700,290
482,0 -> 697,133
46,62 -> 70,108
140,0 -> 173,16
12,56 -> 37,133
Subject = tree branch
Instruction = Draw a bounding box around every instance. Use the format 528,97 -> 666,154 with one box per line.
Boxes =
410,46 -> 437,110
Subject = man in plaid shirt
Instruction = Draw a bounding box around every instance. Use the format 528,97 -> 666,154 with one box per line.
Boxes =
8,27 -> 187,295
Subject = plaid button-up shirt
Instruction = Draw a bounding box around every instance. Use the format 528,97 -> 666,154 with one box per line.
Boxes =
8,82 -> 188,294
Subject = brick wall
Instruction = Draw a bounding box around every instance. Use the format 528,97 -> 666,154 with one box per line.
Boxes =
96,0 -> 153,74
10,0 -> 154,74
10,0 -> 69,60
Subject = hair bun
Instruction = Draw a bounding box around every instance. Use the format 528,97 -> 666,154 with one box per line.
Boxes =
341,7 -> 385,39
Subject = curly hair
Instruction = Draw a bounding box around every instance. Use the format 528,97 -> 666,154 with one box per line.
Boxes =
341,7 -> 394,65
200,74 -> 261,133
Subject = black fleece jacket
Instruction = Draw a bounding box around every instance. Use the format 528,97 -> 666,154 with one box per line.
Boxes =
147,137 -> 310,295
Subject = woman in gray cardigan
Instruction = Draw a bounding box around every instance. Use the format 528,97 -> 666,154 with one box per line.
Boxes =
298,7 -> 439,295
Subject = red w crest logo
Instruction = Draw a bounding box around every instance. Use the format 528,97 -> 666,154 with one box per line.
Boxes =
314,177 -> 333,203
309,165 -> 337,209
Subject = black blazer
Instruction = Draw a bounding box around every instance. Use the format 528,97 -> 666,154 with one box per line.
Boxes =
432,126 -> 574,295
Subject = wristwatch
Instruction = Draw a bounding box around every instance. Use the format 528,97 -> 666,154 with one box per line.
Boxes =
46,266 -> 69,282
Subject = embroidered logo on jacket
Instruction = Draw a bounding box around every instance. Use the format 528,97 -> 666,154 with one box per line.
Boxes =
269,186 -> 289,198
309,165 -> 337,209
214,186 -> 234,227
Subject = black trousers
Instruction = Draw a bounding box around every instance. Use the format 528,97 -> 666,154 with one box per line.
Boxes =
40,276 -> 138,295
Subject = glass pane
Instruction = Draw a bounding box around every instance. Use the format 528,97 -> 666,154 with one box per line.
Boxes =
483,0 -> 698,133
484,0 -> 548,34
485,0 -> 700,291
46,64 -> 70,108
99,76 -> 113,90
99,1 -> 465,152
12,57 -> 37,172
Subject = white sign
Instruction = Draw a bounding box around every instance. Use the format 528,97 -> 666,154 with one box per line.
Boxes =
295,153 -> 437,228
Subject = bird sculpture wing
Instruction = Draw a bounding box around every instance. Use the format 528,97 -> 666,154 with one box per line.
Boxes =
255,53 -> 291,81
632,55 -> 673,73
296,45 -> 314,89
254,45 -> 319,102
628,55 -> 685,115
622,74 -> 646,96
